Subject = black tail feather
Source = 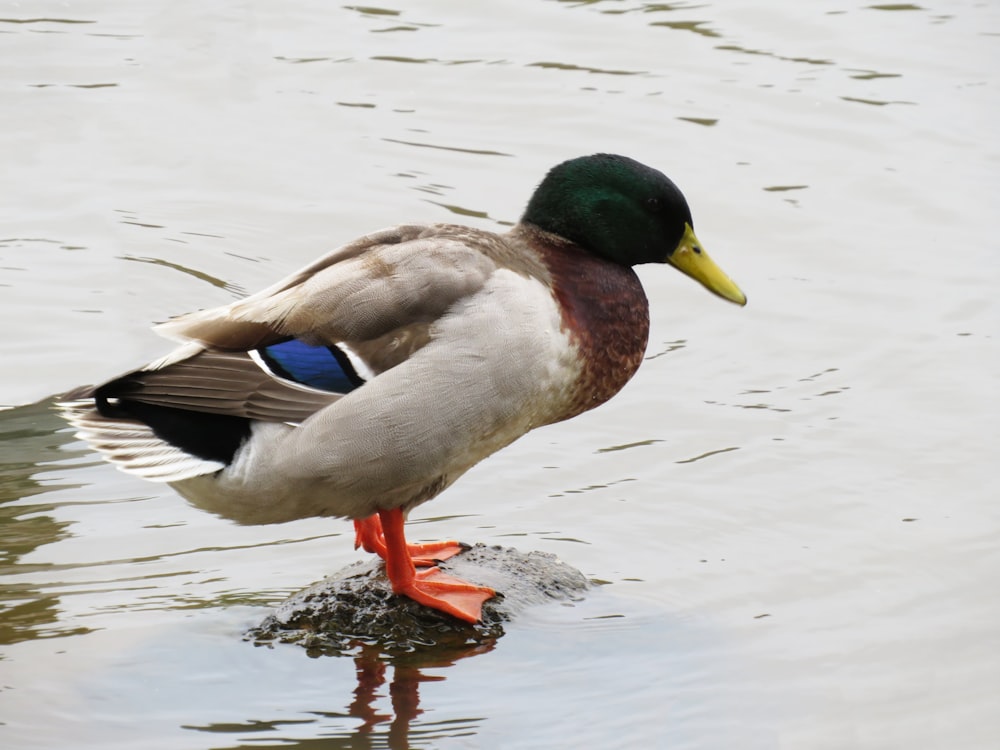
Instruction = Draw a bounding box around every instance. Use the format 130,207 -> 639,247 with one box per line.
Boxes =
93,375 -> 251,465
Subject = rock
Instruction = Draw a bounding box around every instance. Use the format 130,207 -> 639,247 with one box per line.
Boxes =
247,544 -> 590,656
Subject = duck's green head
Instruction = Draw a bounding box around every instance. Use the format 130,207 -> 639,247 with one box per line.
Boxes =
522,154 -> 746,306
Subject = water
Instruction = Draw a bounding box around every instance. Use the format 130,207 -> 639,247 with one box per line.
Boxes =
2,1 -> 998,748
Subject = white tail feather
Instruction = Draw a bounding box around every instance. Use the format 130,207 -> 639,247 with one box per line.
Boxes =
58,400 -> 224,482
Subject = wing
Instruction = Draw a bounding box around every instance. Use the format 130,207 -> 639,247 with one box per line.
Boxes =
154,224 -> 501,356
90,224 -> 505,424
94,349 -> 344,422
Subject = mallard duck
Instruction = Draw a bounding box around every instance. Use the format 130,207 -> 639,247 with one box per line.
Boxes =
60,154 -> 746,623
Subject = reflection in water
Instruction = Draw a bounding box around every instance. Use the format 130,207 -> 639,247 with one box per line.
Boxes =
701,366 -> 848,414
596,438 -> 663,453
867,3 -> 924,10
370,55 -> 478,65
380,137 -> 513,156
674,445 -> 740,464
0,400 -> 93,644
0,591 -> 93,645
845,68 -> 902,80
840,95 -> 916,107
714,43 -> 834,66
527,61 -> 646,76
347,642 -> 491,746
762,185 -> 808,192
191,640 -> 492,749
0,236 -> 85,259
0,18 -> 96,26
650,20 -> 721,38
676,116 -> 718,127
119,254 -> 238,292
645,338 -> 686,360
424,201 -> 493,221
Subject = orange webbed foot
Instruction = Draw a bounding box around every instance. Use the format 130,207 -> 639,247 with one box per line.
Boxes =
405,540 -> 469,565
374,508 -> 496,623
396,567 -> 496,624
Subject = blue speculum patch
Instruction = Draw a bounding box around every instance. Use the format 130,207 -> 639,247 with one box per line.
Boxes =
260,338 -> 365,393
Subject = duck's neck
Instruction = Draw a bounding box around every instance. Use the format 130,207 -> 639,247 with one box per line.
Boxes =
519,225 -> 650,421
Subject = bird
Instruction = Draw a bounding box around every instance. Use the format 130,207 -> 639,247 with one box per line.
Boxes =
59,153 -> 746,624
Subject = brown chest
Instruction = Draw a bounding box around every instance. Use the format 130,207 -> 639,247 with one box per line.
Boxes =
542,246 -> 650,421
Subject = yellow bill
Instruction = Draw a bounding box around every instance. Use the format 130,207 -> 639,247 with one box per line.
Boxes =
666,224 -> 747,306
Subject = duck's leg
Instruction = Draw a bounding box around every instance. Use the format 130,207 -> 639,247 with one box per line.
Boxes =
377,508 -> 495,623
353,515 -> 466,566
354,516 -> 387,555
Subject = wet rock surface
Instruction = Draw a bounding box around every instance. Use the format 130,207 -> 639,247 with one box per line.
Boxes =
248,544 -> 590,656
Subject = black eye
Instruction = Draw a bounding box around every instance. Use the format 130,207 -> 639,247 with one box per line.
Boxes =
646,197 -> 661,211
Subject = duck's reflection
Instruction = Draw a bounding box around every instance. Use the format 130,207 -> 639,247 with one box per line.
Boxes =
195,637 -> 493,748
346,640 -> 494,747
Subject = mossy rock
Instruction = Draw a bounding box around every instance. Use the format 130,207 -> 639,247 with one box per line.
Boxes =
248,544 -> 590,656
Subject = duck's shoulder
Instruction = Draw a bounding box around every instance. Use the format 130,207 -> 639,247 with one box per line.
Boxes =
267,223 -> 509,296
421,222 -> 551,280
